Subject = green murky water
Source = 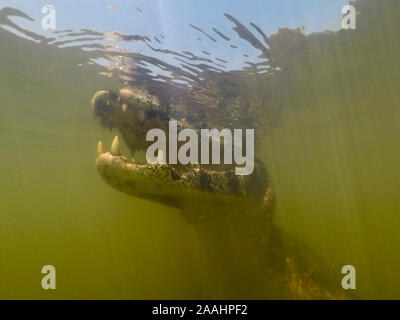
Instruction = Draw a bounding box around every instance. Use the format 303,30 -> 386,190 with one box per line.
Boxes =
1,0 -> 400,299
265,1 -> 400,298
0,29 -> 207,299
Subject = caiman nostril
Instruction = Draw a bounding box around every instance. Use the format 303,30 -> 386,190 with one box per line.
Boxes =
91,90 -> 119,116
91,90 -> 109,112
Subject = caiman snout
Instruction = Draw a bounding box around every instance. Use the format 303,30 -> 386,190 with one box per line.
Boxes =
91,88 -> 170,154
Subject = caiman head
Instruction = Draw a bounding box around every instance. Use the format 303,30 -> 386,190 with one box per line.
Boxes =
90,86 -> 273,217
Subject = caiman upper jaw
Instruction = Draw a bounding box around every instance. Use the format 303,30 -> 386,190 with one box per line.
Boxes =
91,88 -> 170,155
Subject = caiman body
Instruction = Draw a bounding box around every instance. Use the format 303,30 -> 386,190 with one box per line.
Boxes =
91,83 -> 346,299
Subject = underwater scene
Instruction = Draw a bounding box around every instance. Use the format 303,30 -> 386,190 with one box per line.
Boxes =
1,0 -> 400,299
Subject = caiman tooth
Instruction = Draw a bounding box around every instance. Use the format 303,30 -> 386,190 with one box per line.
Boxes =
110,136 -> 121,156
122,103 -> 128,112
97,141 -> 104,156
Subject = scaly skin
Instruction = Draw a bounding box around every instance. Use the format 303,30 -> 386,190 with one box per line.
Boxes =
92,87 -> 347,299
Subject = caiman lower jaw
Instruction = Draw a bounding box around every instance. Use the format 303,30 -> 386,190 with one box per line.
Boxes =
96,136 -> 262,209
